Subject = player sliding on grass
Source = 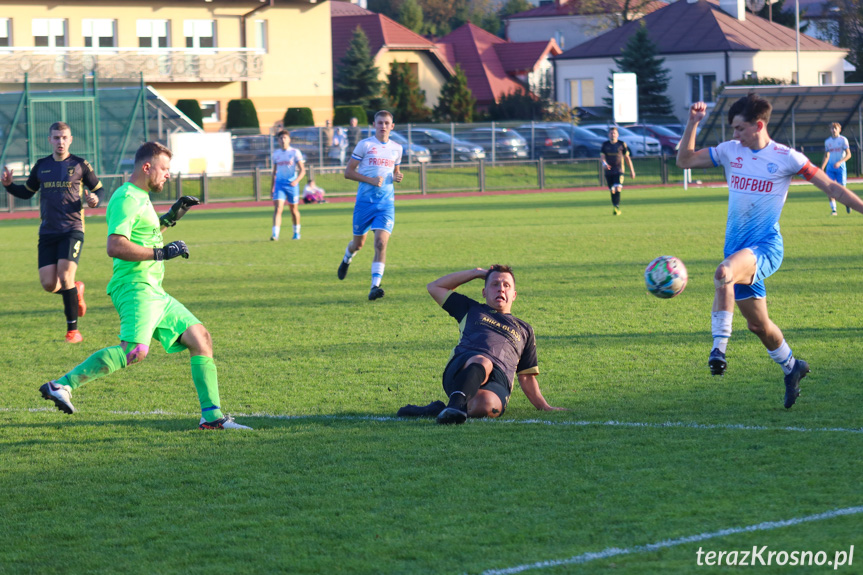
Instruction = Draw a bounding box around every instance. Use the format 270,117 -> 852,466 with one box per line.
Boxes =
398,265 -> 566,424
336,110 -> 403,301
39,141 -> 251,430
677,94 -> 863,409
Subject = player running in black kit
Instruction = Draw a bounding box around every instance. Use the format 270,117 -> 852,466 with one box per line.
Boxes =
398,265 -> 566,424
600,127 -> 636,215
2,121 -> 103,343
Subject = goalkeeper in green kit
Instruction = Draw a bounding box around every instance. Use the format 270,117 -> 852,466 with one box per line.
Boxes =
39,142 -> 251,430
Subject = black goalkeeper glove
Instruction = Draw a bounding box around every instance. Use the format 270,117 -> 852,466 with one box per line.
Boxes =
153,241 -> 189,261
159,196 -> 200,228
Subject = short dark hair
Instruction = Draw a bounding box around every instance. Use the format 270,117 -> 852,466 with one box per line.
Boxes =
49,121 -> 71,134
276,129 -> 289,138
485,264 -> 515,287
728,93 -> 772,125
374,110 -> 393,122
134,141 -> 172,168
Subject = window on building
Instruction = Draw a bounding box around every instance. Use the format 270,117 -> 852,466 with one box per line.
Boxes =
137,19 -> 169,48
254,19 -> 267,52
791,71 -> 798,84
33,18 -> 66,48
0,19 -> 10,47
743,70 -> 758,81
568,79 -> 595,107
819,71 -> 833,85
83,19 -> 116,48
184,20 -> 215,49
689,73 -> 716,103
201,101 -> 220,123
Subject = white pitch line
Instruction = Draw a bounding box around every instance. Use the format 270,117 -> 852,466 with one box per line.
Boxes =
481,506 -> 863,575
2,407 -> 863,435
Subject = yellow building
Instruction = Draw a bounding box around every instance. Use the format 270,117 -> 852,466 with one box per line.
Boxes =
0,0 -> 335,131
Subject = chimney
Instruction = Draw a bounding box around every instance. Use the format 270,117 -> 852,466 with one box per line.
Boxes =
719,0 -> 746,20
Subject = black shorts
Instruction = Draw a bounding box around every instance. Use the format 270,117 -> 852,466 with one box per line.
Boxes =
605,172 -> 624,189
443,351 -> 511,414
38,232 -> 85,269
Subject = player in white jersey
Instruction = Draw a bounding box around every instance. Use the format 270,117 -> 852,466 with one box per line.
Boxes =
270,130 -> 306,240
678,94 -> 863,409
336,110 -> 404,300
820,122 -> 852,215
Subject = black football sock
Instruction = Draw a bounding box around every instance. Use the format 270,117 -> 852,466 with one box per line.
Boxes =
60,287 -> 78,331
612,191 -> 621,206
447,363 -> 486,409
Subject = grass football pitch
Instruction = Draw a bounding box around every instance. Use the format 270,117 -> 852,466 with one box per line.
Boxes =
2,184 -> 862,574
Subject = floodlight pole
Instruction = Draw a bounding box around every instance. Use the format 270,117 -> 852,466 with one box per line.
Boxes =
795,0 -> 801,84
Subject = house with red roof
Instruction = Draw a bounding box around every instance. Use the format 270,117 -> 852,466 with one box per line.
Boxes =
331,1 -> 454,107
505,0 -> 666,52
434,23 -> 562,110
553,0 -> 848,121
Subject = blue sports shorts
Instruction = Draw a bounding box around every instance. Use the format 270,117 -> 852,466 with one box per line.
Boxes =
352,200 -> 394,236
733,244 -> 783,301
825,165 -> 847,186
273,180 -> 299,204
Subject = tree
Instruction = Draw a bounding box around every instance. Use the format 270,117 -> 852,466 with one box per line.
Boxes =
434,64 -> 476,122
604,23 -> 673,118
398,0 -> 424,33
754,0 -> 809,31
421,0 -> 464,35
488,89 -> 545,121
386,62 -> 432,122
334,26 -> 385,110
176,99 -> 203,128
368,0 -> 400,19
807,0 -> 861,81
498,0 -> 533,20
226,99 -> 260,130
283,107 -> 314,127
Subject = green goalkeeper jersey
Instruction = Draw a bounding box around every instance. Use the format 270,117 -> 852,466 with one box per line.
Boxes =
106,182 -> 165,294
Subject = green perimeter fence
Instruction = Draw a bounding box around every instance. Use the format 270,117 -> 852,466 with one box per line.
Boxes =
2,155 -> 730,212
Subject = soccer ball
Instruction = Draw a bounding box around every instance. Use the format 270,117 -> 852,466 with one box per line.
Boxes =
645,256 -> 688,299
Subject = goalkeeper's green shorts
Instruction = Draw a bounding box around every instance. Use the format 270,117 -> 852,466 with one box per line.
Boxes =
110,282 -> 201,353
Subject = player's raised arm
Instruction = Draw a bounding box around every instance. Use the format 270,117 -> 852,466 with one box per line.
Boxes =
518,374 -> 567,411
677,102 -> 715,169
427,268 -> 487,306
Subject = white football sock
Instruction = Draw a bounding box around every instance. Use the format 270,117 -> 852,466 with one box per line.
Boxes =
272,225 -> 280,239
371,262 -> 385,287
344,246 -> 354,264
711,311 -> 733,353
768,340 -> 796,375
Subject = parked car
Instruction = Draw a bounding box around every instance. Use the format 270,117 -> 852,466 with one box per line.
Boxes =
581,125 -> 662,156
401,128 -> 485,162
544,123 -> 606,158
516,124 -> 572,158
231,134 -> 273,170
624,124 -> 681,155
359,128 -> 431,164
459,127 -> 529,160
290,127 -> 358,165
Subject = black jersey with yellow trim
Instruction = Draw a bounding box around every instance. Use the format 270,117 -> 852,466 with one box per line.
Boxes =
441,291 -> 539,388
25,154 -> 103,235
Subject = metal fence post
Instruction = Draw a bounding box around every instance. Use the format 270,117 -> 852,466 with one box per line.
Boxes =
175,172 -> 182,199
201,172 -> 209,204
450,123 -> 455,168
538,157 -> 545,189
254,167 -> 261,201
420,160 -> 427,195
478,159 -> 485,192
490,121 -> 496,164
